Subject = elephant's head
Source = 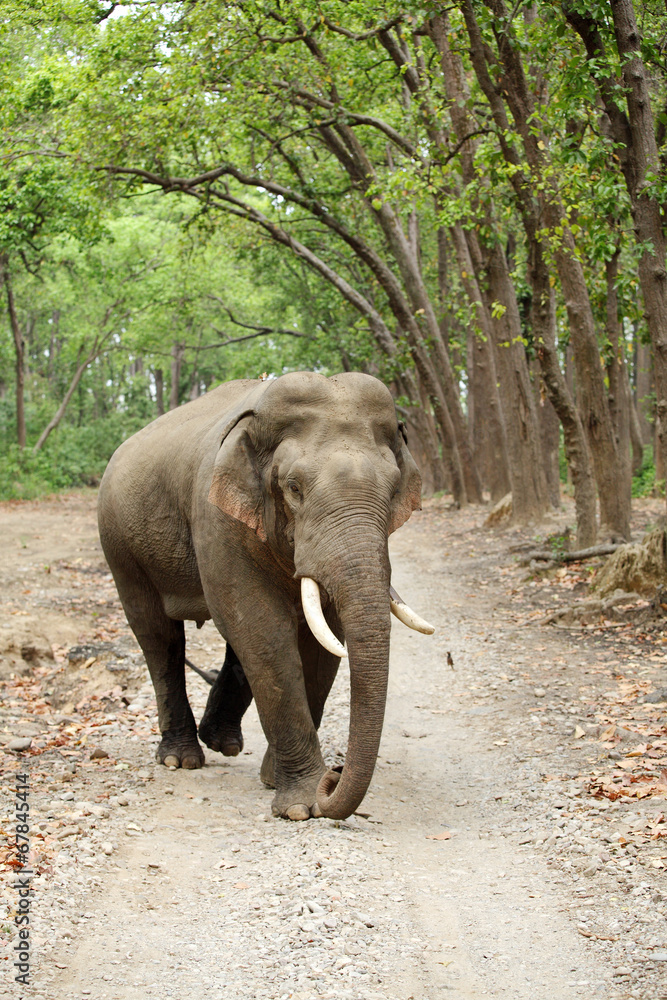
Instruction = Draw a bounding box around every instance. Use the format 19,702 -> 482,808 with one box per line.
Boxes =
208,371 -> 431,819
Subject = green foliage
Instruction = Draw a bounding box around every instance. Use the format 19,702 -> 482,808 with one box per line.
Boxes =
631,446 -> 665,498
0,0 -> 665,505
0,411 -> 143,498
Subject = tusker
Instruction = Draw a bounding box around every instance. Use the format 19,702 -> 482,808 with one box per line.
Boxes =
98,371 -> 434,820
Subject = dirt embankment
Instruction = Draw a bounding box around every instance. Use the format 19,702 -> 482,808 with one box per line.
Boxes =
0,492 -> 666,1000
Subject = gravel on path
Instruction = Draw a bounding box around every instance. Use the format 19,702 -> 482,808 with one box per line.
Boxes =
1,495 -> 665,1000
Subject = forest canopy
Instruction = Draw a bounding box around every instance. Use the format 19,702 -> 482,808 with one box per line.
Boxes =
1,0 -> 666,546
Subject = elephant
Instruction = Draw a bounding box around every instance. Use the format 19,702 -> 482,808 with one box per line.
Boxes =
97,371 -> 434,820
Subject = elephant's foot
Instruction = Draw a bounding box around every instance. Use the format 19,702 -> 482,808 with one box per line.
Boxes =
198,710 -> 244,757
156,727 -> 205,770
270,766 -> 327,821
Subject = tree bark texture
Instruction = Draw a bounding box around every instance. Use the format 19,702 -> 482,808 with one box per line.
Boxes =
155,367 -> 165,416
634,339 -> 653,445
450,223 -> 510,501
605,252 -> 632,518
528,241 -> 598,547
1,257 -> 26,449
536,382 -> 561,510
170,342 -> 185,410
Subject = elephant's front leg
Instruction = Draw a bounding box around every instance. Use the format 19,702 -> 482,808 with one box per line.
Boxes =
259,620 -> 341,798
231,623 -> 327,820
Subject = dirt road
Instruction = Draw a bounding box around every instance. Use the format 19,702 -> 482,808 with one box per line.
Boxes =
1,494 -> 666,1000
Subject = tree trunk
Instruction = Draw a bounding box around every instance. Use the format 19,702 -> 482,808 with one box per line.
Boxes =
605,252 -> 632,519
33,344 -> 106,453
155,367 -> 165,416
634,339 -> 653,444
656,418 -> 665,485
483,240 -> 548,522
1,256 -> 26,449
629,390 -> 645,474
170,342 -> 185,410
451,224 -> 510,501
48,309 -> 61,385
533,363 -> 561,509
529,242 -> 598,546
394,370 -> 446,496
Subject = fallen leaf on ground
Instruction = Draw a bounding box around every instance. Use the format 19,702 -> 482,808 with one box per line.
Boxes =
426,831 -> 451,841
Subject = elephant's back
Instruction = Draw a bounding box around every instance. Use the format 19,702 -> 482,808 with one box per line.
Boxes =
98,379 -> 260,551
102,380 -> 259,479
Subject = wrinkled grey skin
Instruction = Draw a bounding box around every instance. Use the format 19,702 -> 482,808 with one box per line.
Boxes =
97,372 -> 422,820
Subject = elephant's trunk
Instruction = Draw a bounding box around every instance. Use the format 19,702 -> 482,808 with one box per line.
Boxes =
297,523 -> 392,821
316,595 -> 390,820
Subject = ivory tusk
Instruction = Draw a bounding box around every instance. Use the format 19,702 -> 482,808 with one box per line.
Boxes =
301,578 -> 347,658
389,586 -> 435,635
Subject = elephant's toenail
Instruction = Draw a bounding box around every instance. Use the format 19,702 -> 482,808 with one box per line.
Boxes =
182,756 -> 203,769
163,755 -> 180,768
286,804 -> 310,821
310,803 -> 323,818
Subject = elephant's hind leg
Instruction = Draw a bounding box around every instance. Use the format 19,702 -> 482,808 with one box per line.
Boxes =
198,644 -> 253,756
112,563 -> 204,769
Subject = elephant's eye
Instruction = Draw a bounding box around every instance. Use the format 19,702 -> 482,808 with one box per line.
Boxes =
288,482 -> 301,496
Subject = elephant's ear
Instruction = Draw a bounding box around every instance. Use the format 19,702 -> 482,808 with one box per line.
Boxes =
388,421 -> 422,535
207,382 -> 271,542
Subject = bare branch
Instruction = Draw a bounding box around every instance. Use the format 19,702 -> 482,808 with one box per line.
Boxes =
207,297 -> 307,338
321,15 -> 403,40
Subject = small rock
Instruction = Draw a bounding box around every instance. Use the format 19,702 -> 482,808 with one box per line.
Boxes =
533,688 -> 546,698
90,748 -> 109,760
56,826 -> 79,840
7,737 -> 32,751
643,689 -> 667,704
344,942 -> 362,956
649,951 -> 667,962
613,967 -> 632,977
102,843 -> 114,855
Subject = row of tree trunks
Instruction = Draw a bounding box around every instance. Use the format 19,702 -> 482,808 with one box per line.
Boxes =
428,12 -> 548,522
459,0 -> 631,540
449,223 -> 510,502
564,0 -> 667,517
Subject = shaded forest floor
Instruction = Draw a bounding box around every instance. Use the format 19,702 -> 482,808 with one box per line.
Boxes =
0,491 -> 666,1000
